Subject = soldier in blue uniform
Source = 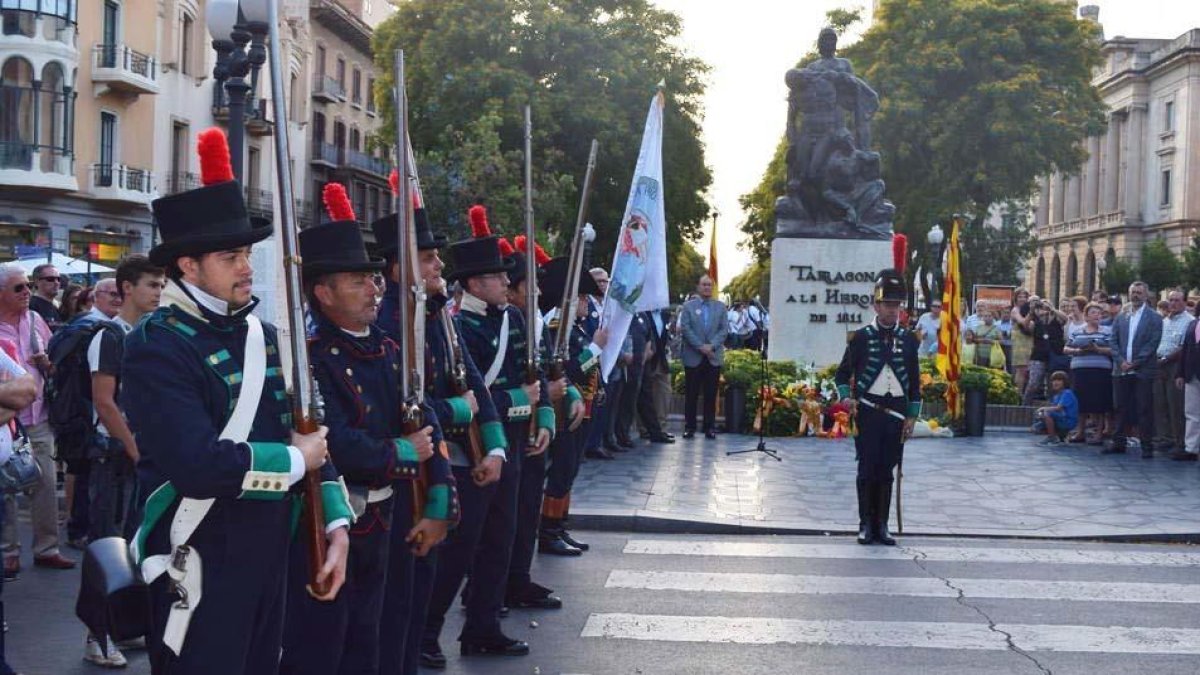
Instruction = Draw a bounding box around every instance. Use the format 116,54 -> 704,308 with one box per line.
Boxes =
279,208 -> 459,673
834,269 -> 921,546
123,128 -> 352,675
500,246 -> 578,603
536,257 -> 608,557
421,206 -> 554,662
373,199 -> 506,673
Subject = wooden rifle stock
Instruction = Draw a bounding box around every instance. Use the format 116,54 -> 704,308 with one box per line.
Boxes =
401,404 -> 426,530
547,358 -> 568,430
451,365 -> 486,468
296,414 -> 330,596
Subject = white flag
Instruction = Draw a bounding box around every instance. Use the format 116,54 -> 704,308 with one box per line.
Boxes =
600,90 -> 668,379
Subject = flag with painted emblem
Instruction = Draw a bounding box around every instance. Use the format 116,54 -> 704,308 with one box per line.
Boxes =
936,217 -> 963,419
707,217 -> 718,292
600,88 -> 669,379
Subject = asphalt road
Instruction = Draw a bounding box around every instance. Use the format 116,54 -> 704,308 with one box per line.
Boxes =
6,532 -> 1200,674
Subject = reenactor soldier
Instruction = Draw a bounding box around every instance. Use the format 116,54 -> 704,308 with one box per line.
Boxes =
835,269 -> 920,546
279,189 -> 457,674
373,189 -> 505,674
536,256 -> 608,557
421,205 -> 554,662
123,128 -> 352,674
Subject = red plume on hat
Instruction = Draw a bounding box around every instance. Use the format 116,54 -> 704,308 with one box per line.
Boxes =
514,235 -> 551,266
197,128 -> 234,186
497,237 -> 515,257
322,183 -> 356,222
892,233 -> 908,274
387,169 -> 399,196
468,204 -> 491,238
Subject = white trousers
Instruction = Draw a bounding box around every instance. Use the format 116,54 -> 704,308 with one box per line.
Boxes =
1183,379 -> 1200,454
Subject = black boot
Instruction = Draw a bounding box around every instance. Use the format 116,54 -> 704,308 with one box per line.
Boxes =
874,481 -> 896,546
856,478 -> 873,545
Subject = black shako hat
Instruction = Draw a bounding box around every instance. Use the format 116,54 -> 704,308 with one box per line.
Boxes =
370,208 -> 447,255
538,256 -> 603,315
504,235 -> 550,288
445,205 -> 514,282
300,220 -> 384,277
149,128 -> 271,267
873,268 -> 907,303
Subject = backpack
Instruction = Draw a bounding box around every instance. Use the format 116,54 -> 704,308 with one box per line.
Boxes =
46,316 -> 120,463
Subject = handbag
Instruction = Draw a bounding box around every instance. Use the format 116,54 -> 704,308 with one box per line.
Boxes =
0,420 -> 43,494
989,341 -> 1007,370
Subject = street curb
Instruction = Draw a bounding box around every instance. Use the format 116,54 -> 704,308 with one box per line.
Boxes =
568,510 -> 1200,545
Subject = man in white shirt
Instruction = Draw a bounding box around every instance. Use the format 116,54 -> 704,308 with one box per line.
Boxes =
1153,289 -> 1191,453
914,300 -> 943,357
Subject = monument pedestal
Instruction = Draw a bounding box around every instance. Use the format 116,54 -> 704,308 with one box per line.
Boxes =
767,237 -> 892,367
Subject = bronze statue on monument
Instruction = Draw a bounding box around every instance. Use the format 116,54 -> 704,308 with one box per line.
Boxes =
776,28 -> 894,241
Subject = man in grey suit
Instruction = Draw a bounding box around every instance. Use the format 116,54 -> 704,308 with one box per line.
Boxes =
1107,281 -> 1163,458
679,275 -> 728,439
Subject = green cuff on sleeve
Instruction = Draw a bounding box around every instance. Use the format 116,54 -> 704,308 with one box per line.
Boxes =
537,405 -> 556,436
321,478 -> 354,527
837,384 -> 852,400
480,421 -> 507,452
423,483 -> 450,521
907,401 -> 922,419
447,396 -> 474,425
566,385 -> 582,407
239,442 -> 292,501
577,347 -> 599,372
504,387 -> 532,421
393,439 -> 420,480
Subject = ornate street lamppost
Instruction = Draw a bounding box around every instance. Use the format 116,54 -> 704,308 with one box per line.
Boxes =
927,224 -> 945,302
207,0 -> 271,183
1096,254 -> 1108,294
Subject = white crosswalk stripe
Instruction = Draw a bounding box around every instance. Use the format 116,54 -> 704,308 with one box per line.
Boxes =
605,569 -> 1200,603
623,539 -> 1200,567
581,538 -> 1200,659
581,614 -> 1200,654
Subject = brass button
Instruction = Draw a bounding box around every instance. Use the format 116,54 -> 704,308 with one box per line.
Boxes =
252,480 -> 260,488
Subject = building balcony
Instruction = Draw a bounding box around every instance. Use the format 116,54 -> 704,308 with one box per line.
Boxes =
0,142 -> 77,192
0,2 -> 78,63
245,187 -> 274,222
91,44 -> 159,96
90,164 -> 155,204
311,75 -> 345,104
212,89 -> 274,137
344,148 -> 389,177
309,142 -> 390,178
1038,210 -> 1127,238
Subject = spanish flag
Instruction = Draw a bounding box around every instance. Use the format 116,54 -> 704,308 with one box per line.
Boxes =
708,216 -> 718,291
936,216 -> 964,419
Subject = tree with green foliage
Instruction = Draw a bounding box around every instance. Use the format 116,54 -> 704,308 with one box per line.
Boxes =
1181,233 -> 1200,294
724,259 -> 771,305
1139,239 -> 1181,295
372,0 -> 712,298
740,0 -> 1106,289
1102,259 -> 1136,294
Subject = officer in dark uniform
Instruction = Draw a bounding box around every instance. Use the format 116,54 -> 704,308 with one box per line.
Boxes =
280,205 -> 459,673
123,128 -> 352,674
835,269 -> 920,546
420,206 -> 554,661
373,197 -> 506,673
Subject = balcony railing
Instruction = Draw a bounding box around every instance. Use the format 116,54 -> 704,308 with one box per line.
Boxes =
311,140 -> 341,166
164,171 -> 200,195
245,188 -> 274,222
91,163 -> 154,203
311,75 -> 345,103
0,141 -> 77,191
91,44 -> 159,95
309,141 -> 390,177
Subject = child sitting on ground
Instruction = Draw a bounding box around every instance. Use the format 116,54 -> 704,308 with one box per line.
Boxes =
1032,371 -> 1078,446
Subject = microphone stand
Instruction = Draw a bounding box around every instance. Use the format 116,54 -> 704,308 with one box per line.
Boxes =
727,309 -> 781,461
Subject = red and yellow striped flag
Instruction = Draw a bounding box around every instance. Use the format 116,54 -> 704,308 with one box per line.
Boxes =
708,216 -> 719,291
936,217 -> 963,419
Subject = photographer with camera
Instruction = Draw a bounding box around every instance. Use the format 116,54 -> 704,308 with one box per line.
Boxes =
1063,302 -> 1114,444
1018,296 -> 1067,405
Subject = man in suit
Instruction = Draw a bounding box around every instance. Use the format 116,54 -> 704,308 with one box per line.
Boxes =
636,309 -> 675,443
679,275 -> 728,439
1107,281 -> 1163,458
1173,304 -> 1200,461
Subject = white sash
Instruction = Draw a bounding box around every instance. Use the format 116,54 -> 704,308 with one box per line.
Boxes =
141,313 -> 267,655
482,310 -> 510,388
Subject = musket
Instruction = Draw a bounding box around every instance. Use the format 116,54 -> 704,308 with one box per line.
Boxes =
548,141 -> 600,425
522,105 -> 539,448
393,51 -> 429,533
443,306 -> 485,469
265,0 -> 327,595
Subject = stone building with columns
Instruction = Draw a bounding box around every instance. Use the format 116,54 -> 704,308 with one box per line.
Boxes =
1028,25 -> 1200,301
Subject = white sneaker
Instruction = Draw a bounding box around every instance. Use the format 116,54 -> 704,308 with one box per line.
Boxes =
83,633 -> 128,668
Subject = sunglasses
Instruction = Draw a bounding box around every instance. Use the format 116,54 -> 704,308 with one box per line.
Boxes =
6,283 -> 31,293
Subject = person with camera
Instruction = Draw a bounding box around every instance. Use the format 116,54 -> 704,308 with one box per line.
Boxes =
1019,297 -> 1066,405
1063,303 -> 1113,444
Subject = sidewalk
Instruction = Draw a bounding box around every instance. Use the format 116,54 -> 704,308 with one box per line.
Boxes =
568,430 -> 1200,541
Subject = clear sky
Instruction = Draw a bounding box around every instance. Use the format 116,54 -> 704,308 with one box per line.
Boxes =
652,0 -> 1200,290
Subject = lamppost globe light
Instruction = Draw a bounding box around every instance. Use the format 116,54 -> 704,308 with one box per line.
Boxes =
583,222 -> 596,243
927,224 -> 944,246
239,0 -> 271,24
1016,267 -> 1027,282
206,0 -> 240,42
1096,256 -> 1108,272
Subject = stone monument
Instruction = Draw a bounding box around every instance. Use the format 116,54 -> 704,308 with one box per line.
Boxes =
768,27 -> 895,366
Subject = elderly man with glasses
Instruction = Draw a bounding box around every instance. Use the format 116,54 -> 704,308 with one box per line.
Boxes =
0,264 -> 75,578
29,263 -> 62,331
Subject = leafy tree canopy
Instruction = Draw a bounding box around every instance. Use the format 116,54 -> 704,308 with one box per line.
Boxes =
372,0 -> 712,298
740,0 -> 1106,287
1139,238 -> 1181,295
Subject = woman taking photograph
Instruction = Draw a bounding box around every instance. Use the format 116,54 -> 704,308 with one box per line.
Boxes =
1063,302 -> 1114,443
1011,289 -> 1034,396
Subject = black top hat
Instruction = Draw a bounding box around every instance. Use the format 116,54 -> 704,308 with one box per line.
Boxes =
445,236 -> 515,282
873,268 -> 906,303
370,207 -> 447,256
300,220 -> 384,277
538,256 -> 602,315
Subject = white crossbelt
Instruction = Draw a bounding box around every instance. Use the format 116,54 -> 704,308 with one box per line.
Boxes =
482,310 -> 510,387
139,313 -> 267,656
368,486 -> 393,503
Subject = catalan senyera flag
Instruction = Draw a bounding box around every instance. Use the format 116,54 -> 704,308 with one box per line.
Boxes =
708,217 -> 718,291
936,217 -> 963,419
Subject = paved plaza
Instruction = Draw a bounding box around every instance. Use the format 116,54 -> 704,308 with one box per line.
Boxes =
569,431 -> 1200,540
